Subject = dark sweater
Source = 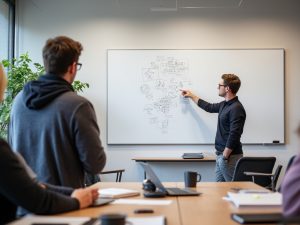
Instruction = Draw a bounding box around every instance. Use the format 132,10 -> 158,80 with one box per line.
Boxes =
198,96 -> 246,155
0,139 -> 79,225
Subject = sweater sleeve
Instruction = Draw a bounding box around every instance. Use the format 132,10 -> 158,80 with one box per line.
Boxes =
225,104 -> 246,150
197,99 -> 221,113
0,140 -> 79,215
44,183 -> 74,196
72,101 -> 106,174
282,155 -> 300,217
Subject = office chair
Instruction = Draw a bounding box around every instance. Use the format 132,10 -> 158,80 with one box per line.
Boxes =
278,155 -> 297,192
232,157 -> 276,189
286,155 -> 297,172
85,169 -> 125,186
98,169 -> 125,182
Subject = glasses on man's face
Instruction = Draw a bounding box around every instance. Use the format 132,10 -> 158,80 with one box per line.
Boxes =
76,62 -> 82,71
218,84 -> 226,88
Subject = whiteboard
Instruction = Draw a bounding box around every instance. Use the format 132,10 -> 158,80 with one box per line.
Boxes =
107,49 -> 284,144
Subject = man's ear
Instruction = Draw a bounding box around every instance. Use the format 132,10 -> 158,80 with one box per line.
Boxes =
66,62 -> 76,75
225,86 -> 230,93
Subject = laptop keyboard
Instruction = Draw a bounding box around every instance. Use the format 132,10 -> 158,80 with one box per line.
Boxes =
167,188 -> 193,195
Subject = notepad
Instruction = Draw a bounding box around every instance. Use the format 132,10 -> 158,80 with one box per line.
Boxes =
98,188 -> 140,199
227,192 -> 282,207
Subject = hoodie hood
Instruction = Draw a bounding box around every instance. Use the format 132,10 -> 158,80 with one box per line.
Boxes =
23,74 -> 74,109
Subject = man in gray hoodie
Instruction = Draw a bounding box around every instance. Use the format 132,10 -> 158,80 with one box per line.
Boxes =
9,36 -> 106,188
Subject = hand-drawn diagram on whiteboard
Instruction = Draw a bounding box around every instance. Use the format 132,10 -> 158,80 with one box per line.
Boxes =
139,56 -> 192,133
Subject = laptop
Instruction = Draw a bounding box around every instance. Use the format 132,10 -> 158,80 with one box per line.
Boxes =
140,162 -> 201,196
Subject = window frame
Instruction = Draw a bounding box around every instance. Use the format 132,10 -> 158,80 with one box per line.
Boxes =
2,0 -> 15,61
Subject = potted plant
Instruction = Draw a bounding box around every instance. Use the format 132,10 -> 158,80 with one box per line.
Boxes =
0,53 -> 89,139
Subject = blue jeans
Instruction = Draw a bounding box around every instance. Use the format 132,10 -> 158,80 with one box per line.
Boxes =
215,154 -> 243,182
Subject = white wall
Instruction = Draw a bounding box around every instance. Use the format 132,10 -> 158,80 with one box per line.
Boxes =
16,0 -> 300,183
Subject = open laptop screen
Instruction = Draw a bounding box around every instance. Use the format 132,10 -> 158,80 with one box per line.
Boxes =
139,162 -> 168,192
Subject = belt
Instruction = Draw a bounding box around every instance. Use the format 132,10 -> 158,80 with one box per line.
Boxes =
215,151 -> 223,156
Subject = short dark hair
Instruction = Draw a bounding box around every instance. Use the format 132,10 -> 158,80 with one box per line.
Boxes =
42,36 -> 83,76
221,74 -> 241,94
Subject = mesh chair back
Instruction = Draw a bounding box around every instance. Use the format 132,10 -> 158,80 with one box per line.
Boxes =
232,157 -> 276,187
272,165 -> 283,190
286,155 -> 297,172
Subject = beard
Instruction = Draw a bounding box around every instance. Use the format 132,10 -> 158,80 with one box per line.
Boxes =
219,92 -> 225,97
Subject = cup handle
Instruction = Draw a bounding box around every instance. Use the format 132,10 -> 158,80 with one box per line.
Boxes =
197,174 -> 201,182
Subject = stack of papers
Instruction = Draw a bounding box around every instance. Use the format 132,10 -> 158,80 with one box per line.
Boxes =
98,188 -> 140,199
227,192 -> 282,207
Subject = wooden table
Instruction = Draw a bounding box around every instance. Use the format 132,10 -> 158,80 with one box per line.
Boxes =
57,182 -> 181,225
177,182 -> 281,225
57,182 -> 281,225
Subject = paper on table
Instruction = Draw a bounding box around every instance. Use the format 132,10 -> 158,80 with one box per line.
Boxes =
7,216 -> 92,225
113,199 -> 172,205
127,216 -> 166,225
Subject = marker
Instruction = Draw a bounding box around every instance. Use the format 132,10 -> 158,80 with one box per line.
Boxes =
180,89 -> 187,96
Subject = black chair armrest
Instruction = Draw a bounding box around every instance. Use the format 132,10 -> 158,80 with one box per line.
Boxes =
244,171 -> 274,177
244,171 -> 276,191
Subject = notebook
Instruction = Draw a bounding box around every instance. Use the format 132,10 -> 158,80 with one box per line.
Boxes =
98,188 -> 140,199
140,162 -> 200,196
231,213 -> 283,224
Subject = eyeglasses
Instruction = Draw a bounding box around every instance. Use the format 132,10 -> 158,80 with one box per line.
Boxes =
76,62 -> 82,71
218,84 -> 227,88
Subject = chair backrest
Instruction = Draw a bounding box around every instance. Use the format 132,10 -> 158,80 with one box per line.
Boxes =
278,155 -> 297,192
232,157 -> 276,187
272,164 -> 283,191
286,155 -> 297,172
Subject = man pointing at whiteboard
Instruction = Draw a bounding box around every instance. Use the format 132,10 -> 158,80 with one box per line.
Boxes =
181,74 -> 246,182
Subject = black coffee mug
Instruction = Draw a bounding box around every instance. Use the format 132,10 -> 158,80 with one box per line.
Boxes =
184,171 -> 201,188
99,213 -> 131,225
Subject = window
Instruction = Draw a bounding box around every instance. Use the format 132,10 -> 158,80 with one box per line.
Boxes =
0,0 -> 15,62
